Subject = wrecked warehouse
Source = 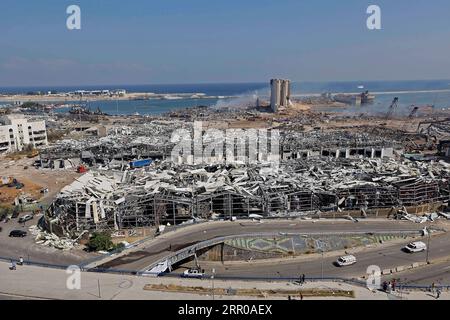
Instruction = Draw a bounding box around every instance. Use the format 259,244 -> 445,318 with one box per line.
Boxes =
44,157 -> 450,238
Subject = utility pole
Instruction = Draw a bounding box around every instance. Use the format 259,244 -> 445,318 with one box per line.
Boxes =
426,231 -> 431,264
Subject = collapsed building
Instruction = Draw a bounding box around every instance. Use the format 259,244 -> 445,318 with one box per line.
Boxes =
280,130 -> 399,160
45,157 -> 450,238
41,118 -> 450,238
37,121 -> 188,169
37,121 -> 401,170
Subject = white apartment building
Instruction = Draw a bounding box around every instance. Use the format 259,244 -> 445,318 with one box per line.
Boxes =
0,114 -> 48,153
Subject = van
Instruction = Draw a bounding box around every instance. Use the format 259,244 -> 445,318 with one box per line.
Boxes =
335,255 -> 357,267
404,241 -> 427,253
182,269 -> 204,279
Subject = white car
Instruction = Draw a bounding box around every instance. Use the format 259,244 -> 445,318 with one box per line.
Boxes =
18,215 -> 33,223
335,255 -> 357,267
182,269 -> 204,278
404,241 -> 427,253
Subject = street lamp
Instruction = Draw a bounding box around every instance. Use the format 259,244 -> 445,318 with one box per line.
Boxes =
211,268 -> 216,300
321,250 -> 324,280
426,230 -> 431,264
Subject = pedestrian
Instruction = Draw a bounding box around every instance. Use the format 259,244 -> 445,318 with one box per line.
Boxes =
302,274 -> 306,284
436,288 -> 441,299
431,282 -> 436,293
18,256 -> 24,266
392,279 -> 396,292
388,282 -> 392,294
300,293 -> 303,300
288,295 -> 291,301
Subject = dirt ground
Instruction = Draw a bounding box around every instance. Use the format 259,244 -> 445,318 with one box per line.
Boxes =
0,156 -> 81,207
0,177 -> 42,205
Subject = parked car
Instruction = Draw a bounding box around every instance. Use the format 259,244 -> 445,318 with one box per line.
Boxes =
404,241 -> 427,253
9,230 -> 27,238
18,214 -> 33,223
335,255 -> 357,267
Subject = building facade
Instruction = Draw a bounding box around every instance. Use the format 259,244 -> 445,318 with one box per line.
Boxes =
0,114 -> 48,153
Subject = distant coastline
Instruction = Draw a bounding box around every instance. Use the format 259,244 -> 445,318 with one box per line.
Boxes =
0,92 -> 233,103
1,80 -> 450,116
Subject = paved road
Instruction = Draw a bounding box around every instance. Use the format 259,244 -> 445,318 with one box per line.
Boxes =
385,260 -> 450,286
97,219 -> 431,271
175,232 -> 450,281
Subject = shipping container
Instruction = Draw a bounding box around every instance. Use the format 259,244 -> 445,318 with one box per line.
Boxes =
129,159 -> 152,169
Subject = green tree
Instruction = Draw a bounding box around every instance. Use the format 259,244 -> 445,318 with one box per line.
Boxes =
87,232 -> 114,252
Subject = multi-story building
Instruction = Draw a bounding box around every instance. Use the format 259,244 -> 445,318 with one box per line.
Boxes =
0,114 -> 48,153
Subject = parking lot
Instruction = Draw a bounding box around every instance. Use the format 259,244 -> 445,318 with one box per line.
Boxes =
0,212 -> 94,266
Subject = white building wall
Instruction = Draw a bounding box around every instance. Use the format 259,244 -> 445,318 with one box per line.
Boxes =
0,115 -> 48,153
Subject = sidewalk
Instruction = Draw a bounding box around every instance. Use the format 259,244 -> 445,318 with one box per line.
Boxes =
0,261 -> 448,300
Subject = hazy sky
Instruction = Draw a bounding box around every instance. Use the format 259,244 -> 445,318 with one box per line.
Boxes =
1,0 -> 449,86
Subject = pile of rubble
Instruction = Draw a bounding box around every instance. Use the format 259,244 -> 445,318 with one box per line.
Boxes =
29,225 -> 79,250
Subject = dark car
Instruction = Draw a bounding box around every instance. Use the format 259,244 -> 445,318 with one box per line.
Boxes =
9,230 -> 27,238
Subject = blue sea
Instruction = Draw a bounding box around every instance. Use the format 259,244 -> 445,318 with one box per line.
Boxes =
1,80 -> 450,115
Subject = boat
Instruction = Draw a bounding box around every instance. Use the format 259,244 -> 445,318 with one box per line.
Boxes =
162,95 -> 183,100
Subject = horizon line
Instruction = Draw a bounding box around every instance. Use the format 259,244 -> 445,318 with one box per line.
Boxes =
1,78 -> 450,89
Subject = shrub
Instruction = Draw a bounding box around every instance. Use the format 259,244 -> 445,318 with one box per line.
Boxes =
87,232 -> 114,252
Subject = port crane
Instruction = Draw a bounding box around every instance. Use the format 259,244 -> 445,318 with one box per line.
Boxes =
408,106 -> 420,119
385,97 -> 399,119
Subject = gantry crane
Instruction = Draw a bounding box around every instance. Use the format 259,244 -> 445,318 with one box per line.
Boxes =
385,97 -> 399,120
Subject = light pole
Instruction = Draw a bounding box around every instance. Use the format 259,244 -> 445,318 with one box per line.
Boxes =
211,268 -> 216,300
321,250 -> 324,280
426,231 -> 431,264
97,279 -> 102,299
